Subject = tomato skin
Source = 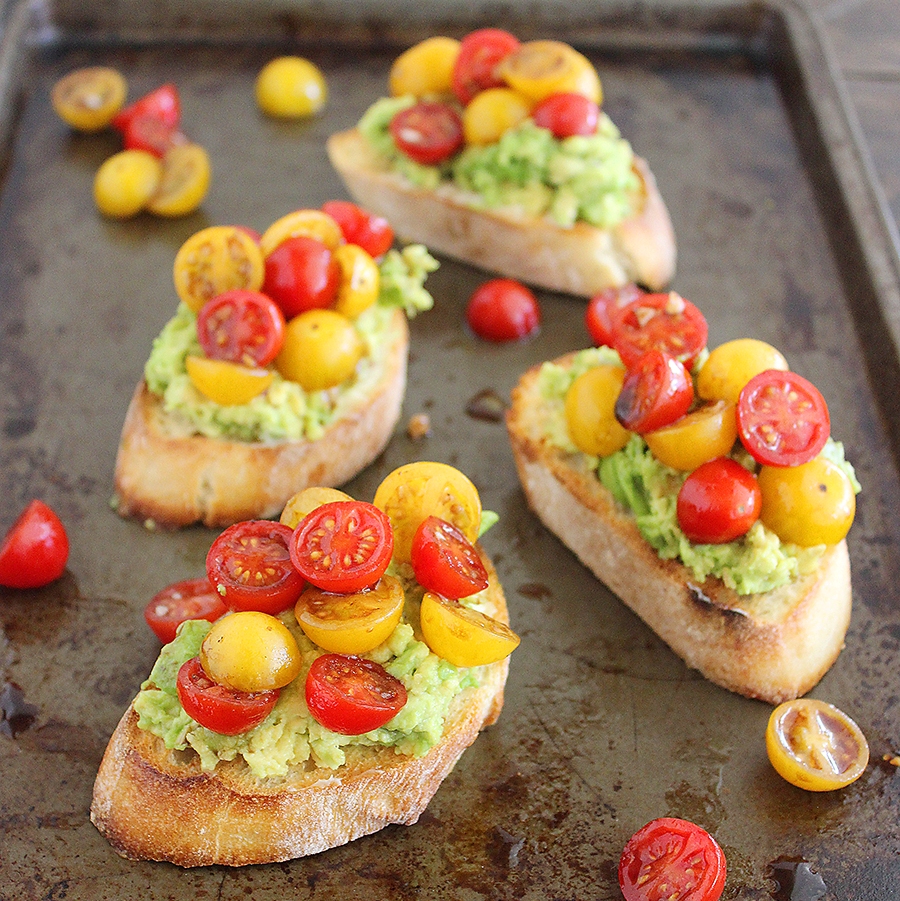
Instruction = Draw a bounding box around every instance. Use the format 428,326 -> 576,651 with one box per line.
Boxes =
615,350 -> 694,434
276,308 -> 363,392
461,87 -> 532,146
697,338 -> 788,405
411,516 -> 489,600
262,235 -> 340,319
185,355 -> 273,405
389,36 -> 460,98
143,576 -> 228,644
206,520 -> 304,615
0,500 -> 69,589
585,283 -> 644,348
466,278 -> 541,342
196,289 -> 286,368
112,83 -> 180,133
321,200 -> 394,258
255,56 -> 327,118
452,28 -> 521,105
737,369 -> 830,467
676,458 -> 761,544
564,365 -> 631,457
177,657 -> 279,736
305,653 -> 407,734
123,112 -> 187,157
619,817 -> 726,901
644,401 -> 738,472
389,101 -> 464,165
93,149 -> 162,219
532,91 -> 599,138
290,501 -> 393,594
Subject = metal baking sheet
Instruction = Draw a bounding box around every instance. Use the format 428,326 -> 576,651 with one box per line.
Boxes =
2,1 -> 900,898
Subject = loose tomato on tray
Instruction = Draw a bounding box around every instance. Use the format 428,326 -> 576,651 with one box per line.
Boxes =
143,576 -> 228,644
0,500 -> 69,589
51,66 -> 127,132
112,82 -> 181,134
466,278 -> 541,342
411,516 -> 489,600
615,349 -> 694,434
676,457 -> 761,544
389,101 -> 464,165
196,289 -> 286,368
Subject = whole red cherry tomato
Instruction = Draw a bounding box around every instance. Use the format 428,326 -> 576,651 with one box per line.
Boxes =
112,83 -> 181,133
736,369 -> 830,467
0,500 -> 69,589
143,576 -> 228,644
466,278 -> 541,342
452,28 -> 521,105
206,520 -> 304,615
615,350 -> 694,434
532,91 -> 600,138
321,200 -> 394,258
389,101 -> 464,165
196,289 -> 286,368
262,235 -> 341,319
585,283 -> 644,347
411,516 -> 489,600
123,112 -> 187,157
305,653 -> 407,734
676,457 -> 762,544
619,817 -> 726,901
176,657 -> 279,735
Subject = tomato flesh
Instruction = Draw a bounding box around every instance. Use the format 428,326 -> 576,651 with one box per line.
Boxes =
177,657 -> 279,735
321,200 -> 394,258
112,83 -> 181,133
615,350 -> 694,434
206,520 -> 304,615
196,289 -> 286,368
0,500 -> 69,589
262,234 -> 340,319
305,653 -> 407,734
585,283 -> 644,348
532,91 -> 600,138
619,817 -> 726,901
411,516 -> 489,600
144,576 -> 228,644
389,101 -> 464,165
676,457 -> 761,544
452,28 -> 521,105
466,278 -> 541,342
123,112 -> 187,157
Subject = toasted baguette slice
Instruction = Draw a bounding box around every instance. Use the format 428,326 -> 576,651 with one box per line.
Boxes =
506,358 -> 852,704
327,128 -> 676,297
90,550 -> 509,867
113,308 -> 408,529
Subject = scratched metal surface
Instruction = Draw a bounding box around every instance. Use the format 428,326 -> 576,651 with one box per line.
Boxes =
1,1 -> 900,899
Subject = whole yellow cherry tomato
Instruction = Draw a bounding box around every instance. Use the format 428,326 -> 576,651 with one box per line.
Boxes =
147,142 -> 211,217
276,308 -> 363,392
280,486 -> 353,528
389,36 -> 460,98
564,365 -> 630,457
93,149 -> 162,219
295,574 -> 404,655
697,338 -> 789,405
373,461 -> 482,564
260,208 -> 344,256
420,591 -> 520,667
255,56 -> 327,118
766,698 -> 869,791
200,611 -> 302,692
462,87 -> 532,146
498,40 -> 601,104
332,243 -> 380,317
52,66 -> 127,132
185,355 -> 273,405
644,400 -> 738,471
758,456 -> 855,546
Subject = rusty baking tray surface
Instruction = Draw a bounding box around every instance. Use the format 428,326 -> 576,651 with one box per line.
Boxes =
2,1 -> 900,898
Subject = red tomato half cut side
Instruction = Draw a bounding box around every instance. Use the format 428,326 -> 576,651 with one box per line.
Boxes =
196,289 -> 286,368
615,350 -> 694,434
389,101 -> 464,165
144,576 -> 229,644
411,515 -> 489,599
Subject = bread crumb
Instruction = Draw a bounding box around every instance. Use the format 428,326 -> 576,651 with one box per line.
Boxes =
407,413 -> 431,440
882,753 -> 900,767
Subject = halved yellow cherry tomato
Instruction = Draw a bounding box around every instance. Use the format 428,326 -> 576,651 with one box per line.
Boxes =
697,338 -> 789,405
200,611 -> 302,692
295,574 -> 404,655
758,456 -> 855,546
373,461 -> 482,564
147,142 -> 211,217
93,149 -> 162,219
564,365 -> 630,457
52,66 -> 127,132
766,698 -> 869,791
644,400 -> 738,471
332,243 -> 380,317
462,87 -> 532,146
280,486 -> 352,528
498,40 -> 601,104
173,225 -> 266,312
276,308 -> 363,392
259,208 -> 344,256
185,355 -> 273,405
420,591 -> 519,667
389,36 -> 461,98
255,56 -> 327,118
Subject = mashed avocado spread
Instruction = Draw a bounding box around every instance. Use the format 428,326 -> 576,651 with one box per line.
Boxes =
359,96 -> 641,229
538,348 -> 861,595
144,245 -> 437,443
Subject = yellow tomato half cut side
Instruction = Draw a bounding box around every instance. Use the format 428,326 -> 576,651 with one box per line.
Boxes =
280,487 -> 353,528
260,208 -> 344,256
185,355 -> 273,405
148,143 -> 211,217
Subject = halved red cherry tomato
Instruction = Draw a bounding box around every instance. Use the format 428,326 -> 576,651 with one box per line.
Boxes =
615,350 -> 694,434
143,576 -> 228,644
532,91 -> 599,138
305,653 -> 407,734
585,283 -> 644,348
112,82 -> 180,133
389,101 -> 464,165
321,200 -> 394,258
619,817 -> 726,901
262,234 -> 340,319
452,28 -> 521,105
176,656 -> 279,735
0,500 -> 69,589
466,278 -> 541,342
736,369 -> 830,467
676,457 -> 761,544
611,291 -> 709,369
196,289 -> 286,368
290,501 -> 393,594
206,520 -> 304,615
123,112 -> 187,157
411,516 -> 489,600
